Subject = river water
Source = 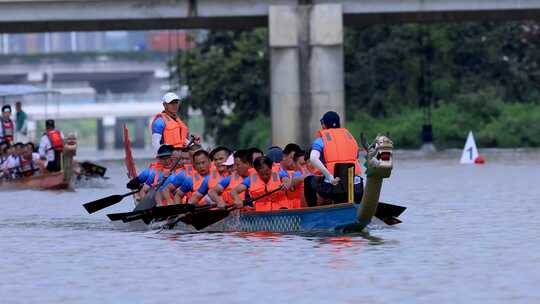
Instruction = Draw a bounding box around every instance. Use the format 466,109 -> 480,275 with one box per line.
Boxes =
1,150 -> 539,303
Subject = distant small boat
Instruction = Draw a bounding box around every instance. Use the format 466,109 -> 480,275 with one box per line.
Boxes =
460,131 -> 485,164
0,171 -> 71,190
0,137 -> 77,191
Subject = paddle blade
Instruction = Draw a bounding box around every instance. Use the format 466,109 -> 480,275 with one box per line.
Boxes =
180,208 -> 231,231
83,195 -> 123,214
108,204 -> 196,223
151,204 -> 195,221
107,212 -> 129,221
376,202 -> 407,218
374,202 -> 406,226
380,216 -> 402,226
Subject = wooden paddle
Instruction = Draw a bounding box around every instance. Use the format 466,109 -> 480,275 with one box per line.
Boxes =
155,205 -> 215,233
107,203 -> 197,224
177,186 -> 285,231
83,189 -> 141,214
84,147 -> 181,215
374,202 -> 406,226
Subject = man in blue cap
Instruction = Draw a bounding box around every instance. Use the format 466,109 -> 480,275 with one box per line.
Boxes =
266,146 -> 283,164
305,111 -> 363,206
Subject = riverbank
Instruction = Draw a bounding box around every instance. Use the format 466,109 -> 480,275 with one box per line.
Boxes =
348,97 -> 540,150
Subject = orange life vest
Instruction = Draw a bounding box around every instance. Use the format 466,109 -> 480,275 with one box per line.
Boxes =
152,112 -> 188,148
221,173 -> 246,205
207,168 -> 221,191
285,168 -> 304,209
160,167 -> 185,207
248,171 -> 289,212
47,130 -> 64,152
318,128 -> 361,175
190,172 -> 209,206
1,119 -> 13,144
188,168 -> 220,205
304,163 -> 318,176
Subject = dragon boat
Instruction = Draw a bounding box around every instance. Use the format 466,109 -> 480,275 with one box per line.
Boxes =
148,201 -> 405,233
122,126 -> 403,233
0,136 -> 77,191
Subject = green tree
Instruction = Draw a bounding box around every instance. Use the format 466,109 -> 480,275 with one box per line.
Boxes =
173,22 -> 540,149
171,29 -> 269,148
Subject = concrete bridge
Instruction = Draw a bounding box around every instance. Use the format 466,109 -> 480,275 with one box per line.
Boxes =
1,0 -> 539,147
0,56 -> 170,149
0,57 -> 168,93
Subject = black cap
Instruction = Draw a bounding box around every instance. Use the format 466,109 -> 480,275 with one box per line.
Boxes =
156,144 -> 174,158
2,105 -> 11,113
45,119 -> 55,129
320,111 -> 340,128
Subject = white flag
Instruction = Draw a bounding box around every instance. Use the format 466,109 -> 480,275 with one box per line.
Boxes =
460,131 -> 479,164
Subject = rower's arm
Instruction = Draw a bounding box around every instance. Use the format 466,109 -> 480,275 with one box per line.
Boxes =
231,184 -> 247,203
151,134 -> 162,155
187,192 -> 203,205
208,185 -> 226,206
162,183 -> 177,205
173,189 -> 186,204
231,184 -> 247,209
310,150 -> 334,181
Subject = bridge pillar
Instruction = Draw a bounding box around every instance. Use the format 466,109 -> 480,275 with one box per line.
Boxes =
114,118 -> 125,150
113,117 -> 147,149
269,4 -> 344,148
97,116 -> 116,150
133,117 -> 147,149
96,118 -> 105,150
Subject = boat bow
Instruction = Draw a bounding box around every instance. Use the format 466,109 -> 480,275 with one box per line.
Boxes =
357,135 -> 394,229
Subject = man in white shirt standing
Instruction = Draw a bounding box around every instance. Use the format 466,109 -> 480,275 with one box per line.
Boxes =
39,119 -> 64,172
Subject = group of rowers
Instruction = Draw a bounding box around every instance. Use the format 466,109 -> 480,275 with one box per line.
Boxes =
0,103 -> 71,180
127,92 -> 365,212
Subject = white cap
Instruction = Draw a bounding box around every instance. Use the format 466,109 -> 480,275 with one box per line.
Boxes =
161,92 -> 180,104
223,154 -> 234,166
